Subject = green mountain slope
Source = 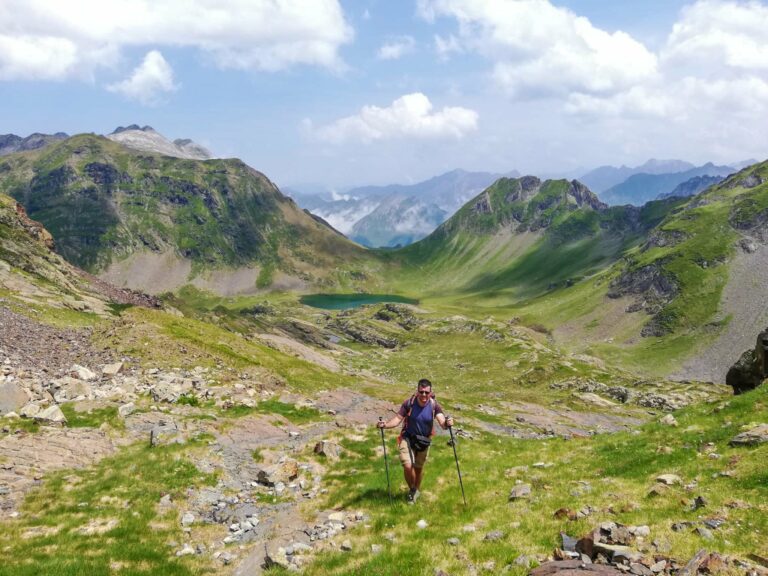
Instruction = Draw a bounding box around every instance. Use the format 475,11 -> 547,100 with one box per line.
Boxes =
388,176 -> 677,301
0,134 -> 376,293
0,192 -> 117,314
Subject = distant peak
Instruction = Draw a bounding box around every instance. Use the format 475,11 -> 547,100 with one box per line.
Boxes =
110,124 -> 155,135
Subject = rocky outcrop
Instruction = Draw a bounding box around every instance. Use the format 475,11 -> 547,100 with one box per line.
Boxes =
13,202 -> 55,250
642,229 -> 688,251
726,329 -> 768,393
724,172 -> 764,190
568,180 -> 606,210
106,125 -> 212,160
607,263 -> 678,335
472,192 -> 492,214
729,197 -> 768,243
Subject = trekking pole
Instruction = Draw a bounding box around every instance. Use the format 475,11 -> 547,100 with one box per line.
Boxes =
379,417 -> 393,504
447,419 -> 467,506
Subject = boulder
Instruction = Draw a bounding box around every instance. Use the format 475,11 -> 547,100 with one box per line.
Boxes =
0,382 -> 30,416
313,440 -> 342,461
530,560 -> 625,576
655,474 -> 681,485
150,421 -> 186,447
509,483 -> 532,500
35,405 -> 67,424
19,402 -> 41,418
729,424 -> 768,446
69,364 -> 97,381
257,459 -> 299,487
118,402 -> 136,418
102,362 -> 124,377
52,377 -> 92,402
727,330 -> 768,394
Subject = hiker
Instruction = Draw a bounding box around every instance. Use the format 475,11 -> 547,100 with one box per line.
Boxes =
376,378 -> 454,503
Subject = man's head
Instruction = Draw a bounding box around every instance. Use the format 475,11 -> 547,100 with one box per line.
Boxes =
416,378 -> 432,405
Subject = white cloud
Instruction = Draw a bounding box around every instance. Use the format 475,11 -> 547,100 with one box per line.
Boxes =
310,92 -> 479,144
377,36 -> 415,60
664,0 -> 768,72
107,50 -> 177,105
0,0 -> 352,81
564,1 -> 768,120
417,0 -> 658,96
434,34 -> 462,58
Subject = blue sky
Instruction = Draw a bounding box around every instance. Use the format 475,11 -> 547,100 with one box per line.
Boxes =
2,0 -> 767,189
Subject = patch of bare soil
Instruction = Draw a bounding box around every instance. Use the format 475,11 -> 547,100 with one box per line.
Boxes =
482,400 -> 644,438
553,294 -> 646,347
671,243 -> 768,383
99,250 -> 192,294
255,333 -> 341,373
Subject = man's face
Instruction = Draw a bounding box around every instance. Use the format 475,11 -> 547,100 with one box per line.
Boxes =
417,386 -> 431,405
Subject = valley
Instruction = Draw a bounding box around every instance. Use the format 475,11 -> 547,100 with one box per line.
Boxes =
0,131 -> 767,576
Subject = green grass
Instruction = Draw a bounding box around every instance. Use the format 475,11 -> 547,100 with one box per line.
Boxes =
0,442 -> 218,576
59,404 -> 124,429
299,385 -> 768,576
222,398 -> 326,425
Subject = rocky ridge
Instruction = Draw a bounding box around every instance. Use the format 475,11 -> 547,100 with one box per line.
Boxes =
106,125 -> 212,160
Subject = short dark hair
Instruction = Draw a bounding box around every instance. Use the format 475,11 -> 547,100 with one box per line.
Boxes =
417,378 -> 432,389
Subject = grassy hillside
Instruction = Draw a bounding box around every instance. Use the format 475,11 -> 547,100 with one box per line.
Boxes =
385,176 -> 677,303
0,135 -> 377,291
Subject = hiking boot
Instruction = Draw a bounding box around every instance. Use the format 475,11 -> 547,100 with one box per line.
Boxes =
410,489 -> 420,504
406,488 -> 416,504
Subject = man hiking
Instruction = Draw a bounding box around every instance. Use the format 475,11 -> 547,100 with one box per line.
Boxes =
377,378 -> 454,503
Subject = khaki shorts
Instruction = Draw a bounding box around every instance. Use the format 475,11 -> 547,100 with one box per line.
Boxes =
398,438 -> 429,469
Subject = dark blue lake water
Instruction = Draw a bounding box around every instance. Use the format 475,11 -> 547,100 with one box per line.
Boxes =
299,293 -> 418,310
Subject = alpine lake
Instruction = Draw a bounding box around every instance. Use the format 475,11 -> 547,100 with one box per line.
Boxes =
299,293 -> 418,310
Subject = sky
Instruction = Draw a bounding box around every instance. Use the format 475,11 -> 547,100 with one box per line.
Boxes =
1,0 -> 768,189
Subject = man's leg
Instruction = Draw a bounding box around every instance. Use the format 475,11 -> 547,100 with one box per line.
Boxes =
398,439 -> 417,492
413,466 -> 424,490
403,464 -> 416,490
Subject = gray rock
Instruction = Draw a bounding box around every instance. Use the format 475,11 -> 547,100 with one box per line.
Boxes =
150,421 -> 186,447
0,382 -> 30,415
69,364 -> 97,381
729,424 -> 768,446
655,474 -> 681,485
102,362 -> 124,377
19,402 -> 41,418
35,405 -> 67,424
447,537 -> 460,546
313,440 -> 342,461
508,483 -> 531,500
484,530 -> 505,541
514,555 -> 532,568
118,402 -> 135,417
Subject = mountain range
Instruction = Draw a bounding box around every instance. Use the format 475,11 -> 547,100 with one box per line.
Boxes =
599,162 -> 738,205
288,168 -> 518,247
2,127 -> 768,381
